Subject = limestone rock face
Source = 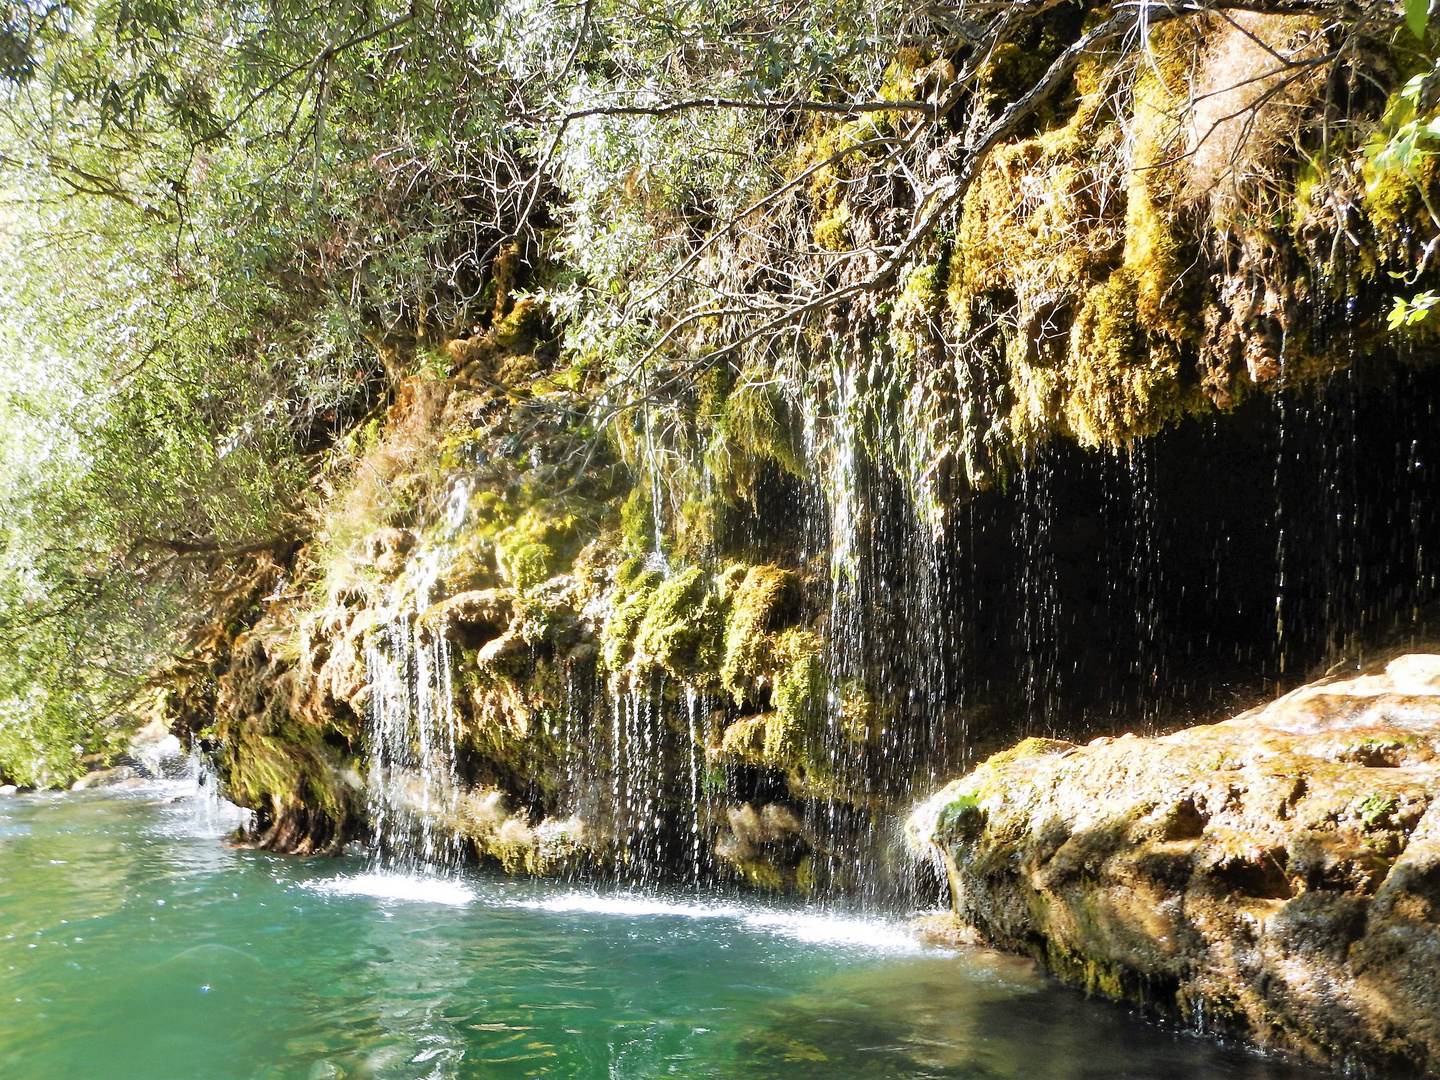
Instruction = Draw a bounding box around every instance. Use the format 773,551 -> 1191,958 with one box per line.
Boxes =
910,654 -> 1440,1075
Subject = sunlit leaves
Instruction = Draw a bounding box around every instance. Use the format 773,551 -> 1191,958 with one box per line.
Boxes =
1387,290 -> 1440,329
1407,0 -> 1432,40
0,0 -> 920,782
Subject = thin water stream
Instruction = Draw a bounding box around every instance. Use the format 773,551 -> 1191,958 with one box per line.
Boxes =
0,785 -> 1330,1080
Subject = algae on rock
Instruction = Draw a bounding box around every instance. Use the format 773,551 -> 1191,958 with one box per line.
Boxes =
910,654 -> 1440,1075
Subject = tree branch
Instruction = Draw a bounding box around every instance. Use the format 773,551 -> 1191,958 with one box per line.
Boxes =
676,0 -> 1381,371
536,95 -> 936,125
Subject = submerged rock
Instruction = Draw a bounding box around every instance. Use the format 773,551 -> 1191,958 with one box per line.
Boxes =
910,654 -> 1440,1075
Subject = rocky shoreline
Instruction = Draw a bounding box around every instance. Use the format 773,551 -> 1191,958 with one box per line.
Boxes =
910,655 -> 1440,1076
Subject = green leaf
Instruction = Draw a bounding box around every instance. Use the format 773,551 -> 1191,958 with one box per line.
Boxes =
1407,0 -> 1431,40
1389,299 -> 1409,331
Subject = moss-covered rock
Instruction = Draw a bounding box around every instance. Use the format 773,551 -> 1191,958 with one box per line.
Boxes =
632,567 -> 725,684
910,653 -> 1440,1075
720,564 -> 801,704
599,559 -> 663,671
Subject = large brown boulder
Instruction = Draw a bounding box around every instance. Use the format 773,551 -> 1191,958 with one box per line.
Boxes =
909,654 -> 1440,1075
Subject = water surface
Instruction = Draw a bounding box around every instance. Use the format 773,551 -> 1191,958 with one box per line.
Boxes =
0,787 -> 1329,1079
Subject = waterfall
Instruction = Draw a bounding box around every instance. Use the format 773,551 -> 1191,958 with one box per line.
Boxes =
339,360 -> 1440,903
363,549 -> 464,872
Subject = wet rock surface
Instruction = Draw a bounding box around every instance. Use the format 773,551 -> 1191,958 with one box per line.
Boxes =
911,654 -> 1440,1075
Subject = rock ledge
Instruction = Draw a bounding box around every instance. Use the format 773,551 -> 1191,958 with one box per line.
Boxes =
910,654 -> 1440,1075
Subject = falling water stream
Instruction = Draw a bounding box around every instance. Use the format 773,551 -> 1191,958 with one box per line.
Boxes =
351,360 -> 1440,907
364,548 -> 465,872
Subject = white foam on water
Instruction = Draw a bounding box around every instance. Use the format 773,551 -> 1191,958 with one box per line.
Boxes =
511,891 -> 924,954
304,872 -> 477,907
740,911 -> 925,954
302,877 -> 927,954
513,892 -> 746,920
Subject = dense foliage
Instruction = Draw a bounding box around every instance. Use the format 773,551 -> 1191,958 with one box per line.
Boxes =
0,0 -> 915,782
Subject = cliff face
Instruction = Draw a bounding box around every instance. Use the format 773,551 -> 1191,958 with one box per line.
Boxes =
161,311 -> 878,887
171,333 -> 1440,901
911,655 -> 1440,1075
149,10 -> 1440,899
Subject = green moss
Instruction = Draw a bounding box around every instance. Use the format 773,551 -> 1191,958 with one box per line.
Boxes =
718,713 -> 782,765
706,382 -> 805,504
835,678 -> 881,743
492,296 -> 539,351
890,261 -> 944,365
440,538 -> 499,593
793,854 -> 817,895
632,567 -> 724,682
711,622 -> 826,786
734,857 -> 789,892
983,41 -> 1053,108
771,629 -> 824,733
1123,23 -> 1200,346
813,210 -> 851,251
599,561 -> 663,670
495,505 -> 581,591
437,427 -> 490,471
222,721 -> 350,825
1063,268 -> 1194,447
620,485 -> 656,554
880,47 -> 927,101
790,102 -> 897,256
674,491 -> 722,559
1365,149 -> 1440,238
720,564 -> 800,703
1358,792 -> 1399,827
938,19 -> 1248,463
935,793 -> 986,840
985,736 -> 1075,768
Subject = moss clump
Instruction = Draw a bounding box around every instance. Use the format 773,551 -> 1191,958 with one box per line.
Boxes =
1362,74 -> 1440,244
716,628 -> 824,777
719,713 -> 777,761
632,567 -> 725,682
215,687 -> 359,853
950,50 -> 1126,463
889,261 -> 945,366
674,491 -> 722,560
720,564 -> 801,703
771,629 -> 824,730
813,208 -> 851,251
599,559 -> 663,670
1063,267 -> 1197,446
491,296 -> 539,352
924,21 -> 1257,467
439,537 -> 500,593
1364,150 -> 1440,236
935,793 -> 986,840
789,54 -> 912,254
495,504 -> 581,591
1123,26 -> 1201,346
619,485 -> 657,554
704,381 -> 805,505
987,735 -> 1075,769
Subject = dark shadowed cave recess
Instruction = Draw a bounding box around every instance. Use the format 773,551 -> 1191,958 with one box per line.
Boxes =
753,356 -> 1440,792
